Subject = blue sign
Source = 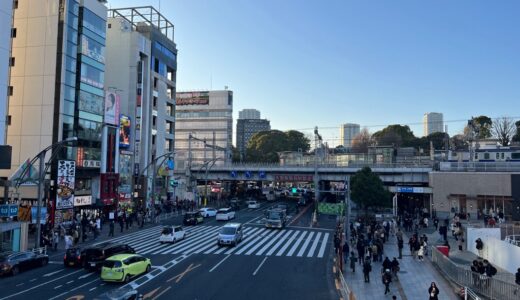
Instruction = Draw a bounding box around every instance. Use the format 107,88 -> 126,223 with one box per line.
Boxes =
245,171 -> 252,178
259,171 -> 266,179
167,160 -> 175,170
397,187 -> 414,193
230,171 -> 237,178
31,207 -> 47,224
0,205 -> 18,217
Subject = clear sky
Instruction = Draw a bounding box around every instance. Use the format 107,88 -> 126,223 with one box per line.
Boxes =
108,0 -> 520,146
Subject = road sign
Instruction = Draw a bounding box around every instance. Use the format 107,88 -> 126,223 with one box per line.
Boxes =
167,160 -> 174,170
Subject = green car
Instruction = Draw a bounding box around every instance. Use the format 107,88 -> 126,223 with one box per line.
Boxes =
100,254 -> 151,283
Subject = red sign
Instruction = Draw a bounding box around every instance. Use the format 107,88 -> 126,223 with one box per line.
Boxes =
274,174 -> 313,182
100,173 -> 119,205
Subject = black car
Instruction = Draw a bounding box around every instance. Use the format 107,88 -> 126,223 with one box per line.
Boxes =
63,247 -> 82,267
81,243 -> 135,271
183,212 -> 204,225
0,251 -> 49,276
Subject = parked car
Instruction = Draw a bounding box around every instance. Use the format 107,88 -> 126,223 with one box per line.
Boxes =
217,223 -> 243,246
183,212 -> 204,225
64,247 -> 83,267
248,201 -> 260,209
0,251 -> 49,276
81,243 -> 135,271
159,225 -> 186,244
199,207 -> 217,217
100,254 -> 151,283
216,208 -> 236,221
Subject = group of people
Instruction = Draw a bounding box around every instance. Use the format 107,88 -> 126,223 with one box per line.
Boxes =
408,233 -> 428,261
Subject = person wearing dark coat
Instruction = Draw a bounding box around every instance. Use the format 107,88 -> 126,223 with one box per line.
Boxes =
363,258 -> 372,283
428,282 -> 439,300
382,257 -> 392,271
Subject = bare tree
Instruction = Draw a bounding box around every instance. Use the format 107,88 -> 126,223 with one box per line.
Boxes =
492,116 -> 516,146
351,128 -> 372,153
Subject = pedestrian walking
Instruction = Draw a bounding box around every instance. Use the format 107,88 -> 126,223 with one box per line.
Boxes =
428,282 -> 440,300
397,238 -> 404,259
109,220 -> 115,237
342,241 -> 350,264
363,258 -> 372,283
514,267 -> 520,295
349,251 -> 357,273
382,269 -> 392,295
334,234 -> 341,254
52,231 -> 59,251
418,245 -> 425,261
64,233 -> 72,250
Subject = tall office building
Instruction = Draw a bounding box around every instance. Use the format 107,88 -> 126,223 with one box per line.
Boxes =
238,109 -> 260,120
105,7 -> 177,207
339,123 -> 360,149
5,0 -> 110,222
236,118 -> 270,160
0,0 -> 14,145
423,112 -> 444,136
175,90 -> 233,169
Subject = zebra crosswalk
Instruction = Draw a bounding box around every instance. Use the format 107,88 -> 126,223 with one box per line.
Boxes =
97,225 -> 330,259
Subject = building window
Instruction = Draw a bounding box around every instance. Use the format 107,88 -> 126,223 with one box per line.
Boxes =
152,116 -> 156,127
501,153 -> 505,159
14,0 -> 18,9
153,96 -> 157,108
7,115 -> 11,125
153,78 -> 158,89
8,86 -> 13,96
496,153 -> 499,160
9,57 -> 15,67
11,28 -> 16,38
107,23 -> 111,29
152,136 -> 156,145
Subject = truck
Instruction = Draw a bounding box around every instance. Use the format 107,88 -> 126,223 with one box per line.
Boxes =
265,208 -> 287,229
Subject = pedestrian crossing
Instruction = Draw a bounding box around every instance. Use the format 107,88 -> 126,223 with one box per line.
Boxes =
98,225 -> 330,259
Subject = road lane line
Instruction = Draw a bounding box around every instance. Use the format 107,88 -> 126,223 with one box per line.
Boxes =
29,279 -> 36,282
94,226 -> 162,245
53,285 -> 62,289
15,284 -> 23,287
209,254 -> 231,273
165,227 -> 221,254
0,269 -> 83,300
89,287 -> 97,291
157,226 -> 220,254
244,230 -> 278,255
274,231 -> 301,256
264,230 -> 294,256
306,232 -> 322,257
137,226 -> 210,253
66,280 -> 74,284
245,216 -> 262,224
48,278 -> 100,300
317,232 -> 330,258
226,229 -> 268,255
297,231 -> 315,257
43,269 -> 65,277
78,272 -> 94,279
286,231 -> 308,257
254,230 -> 286,256
213,228 -> 261,254
252,257 -> 268,276
152,286 -> 171,300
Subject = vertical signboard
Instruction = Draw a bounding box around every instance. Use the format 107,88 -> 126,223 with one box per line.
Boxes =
56,160 -> 75,210
119,115 -> 131,148
104,91 -> 120,125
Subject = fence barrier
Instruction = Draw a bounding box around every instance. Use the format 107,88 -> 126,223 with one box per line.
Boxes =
504,235 -> 520,247
431,246 -> 519,300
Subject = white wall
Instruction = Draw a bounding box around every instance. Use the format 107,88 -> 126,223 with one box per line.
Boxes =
466,227 -> 520,274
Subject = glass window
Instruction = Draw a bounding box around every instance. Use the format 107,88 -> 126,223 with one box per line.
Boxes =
79,83 -> 104,97
78,90 -> 103,115
80,63 -> 104,88
78,119 -> 102,141
67,28 -> 78,44
82,9 -> 106,38
66,41 -> 77,56
63,85 -> 75,101
68,11 -> 78,29
65,56 -> 77,72
496,153 -> 499,159
484,153 -> 490,160
512,153 -> 520,160
68,0 -> 79,15
81,35 -> 105,63
501,153 -> 505,159
63,100 -> 75,115
65,71 -> 76,87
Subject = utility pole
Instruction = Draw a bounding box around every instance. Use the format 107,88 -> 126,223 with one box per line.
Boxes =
314,126 -> 322,212
35,151 -> 45,248
203,138 -> 207,207
344,176 -> 351,240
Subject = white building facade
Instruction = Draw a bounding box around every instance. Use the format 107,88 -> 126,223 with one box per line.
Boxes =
339,123 -> 360,149
423,112 -> 444,136
238,109 -> 260,120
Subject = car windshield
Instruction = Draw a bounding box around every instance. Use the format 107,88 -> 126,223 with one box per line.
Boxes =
103,260 -> 122,268
184,213 -> 195,218
268,211 -> 282,219
162,227 -> 173,234
220,227 -> 236,235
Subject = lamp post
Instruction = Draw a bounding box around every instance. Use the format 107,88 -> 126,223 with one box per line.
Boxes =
139,151 -> 175,222
314,127 -> 322,211
14,137 -> 78,248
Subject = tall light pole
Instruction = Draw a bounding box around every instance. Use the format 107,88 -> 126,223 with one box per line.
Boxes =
14,137 -> 78,248
314,126 -> 322,210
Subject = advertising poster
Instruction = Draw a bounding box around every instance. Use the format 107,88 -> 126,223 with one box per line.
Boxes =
31,206 -> 48,224
119,115 -> 131,148
56,160 -> 75,210
104,91 -> 120,125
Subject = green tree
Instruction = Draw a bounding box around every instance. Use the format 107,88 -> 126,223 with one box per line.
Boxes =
427,132 -> 449,150
512,120 -> 520,143
468,115 -> 493,139
231,146 -> 241,163
450,134 -> 468,150
246,130 -> 310,163
350,167 -> 391,215
372,125 -> 416,147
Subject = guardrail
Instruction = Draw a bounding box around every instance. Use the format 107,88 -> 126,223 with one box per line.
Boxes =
505,235 -> 520,247
338,269 -> 355,300
431,246 -> 519,299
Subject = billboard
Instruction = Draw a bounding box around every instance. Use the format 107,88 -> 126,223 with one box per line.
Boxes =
176,92 -> 209,106
104,91 -> 120,125
119,115 -> 131,148
56,160 -> 75,210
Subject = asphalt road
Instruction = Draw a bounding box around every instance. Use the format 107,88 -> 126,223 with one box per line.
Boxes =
0,200 -> 338,300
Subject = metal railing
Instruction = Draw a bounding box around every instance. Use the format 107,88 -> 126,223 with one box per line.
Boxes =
338,269 -> 356,300
431,246 -> 519,299
505,235 -> 520,247
463,286 -> 483,300
193,161 -> 433,170
439,161 -> 520,172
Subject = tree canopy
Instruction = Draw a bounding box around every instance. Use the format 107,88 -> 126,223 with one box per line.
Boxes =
350,167 -> 391,210
468,115 -> 493,139
512,120 -> 520,143
372,125 -> 416,147
351,128 -> 372,153
492,117 -> 516,146
245,130 -> 310,163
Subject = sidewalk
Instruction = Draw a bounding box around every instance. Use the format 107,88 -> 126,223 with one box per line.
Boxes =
343,232 -> 460,300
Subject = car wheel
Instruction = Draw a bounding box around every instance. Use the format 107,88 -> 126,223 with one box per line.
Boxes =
11,266 -> 19,276
146,265 -> 151,273
124,274 -> 130,283
41,258 -> 48,267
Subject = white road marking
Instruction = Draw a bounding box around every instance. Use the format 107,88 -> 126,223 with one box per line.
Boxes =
29,279 -> 36,282
244,230 -> 278,255
317,232 -> 330,258
15,284 -> 23,287
297,231 -> 315,257
307,232 -> 322,257
226,229 -> 268,255
254,230 -> 287,256
153,286 -> 172,299
209,254 -> 231,273
78,272 -> 94,279
285,231 -> 308,257
275,231 -> 302,256
252,257 -> 269,276
89,287 -> 97,291
66,280 -> 74,284
43,269 -> 65,277
48,278 -> 99,300
213,228 -> 261,254
265,230 -> 295,256
53,285 -> 62,290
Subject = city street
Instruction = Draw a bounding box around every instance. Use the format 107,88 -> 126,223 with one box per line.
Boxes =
0,200 -> 338,300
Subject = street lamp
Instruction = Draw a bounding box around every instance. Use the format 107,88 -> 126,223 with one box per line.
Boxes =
14,137 -> 78,248
139,151 -> 175,222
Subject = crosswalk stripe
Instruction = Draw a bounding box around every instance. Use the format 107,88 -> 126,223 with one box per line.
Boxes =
161,227 -> 221,255
139,226 -> 214,255
170,227 -> 224,254
254,230 -> 287,256
94,226 -> 162,245
244,229 -> 279,255
286,231 -> 308,257
275,231 -> 301,256
264,230 -> 294,256
317,232 -> 330,258
227,228 -> 269,255
296,231 -> 315,257
136,226 -> 209,253
306,232 -> 322,258
213,227 -> 262,254
202,227 -> 254,254
192,227 -> 254,254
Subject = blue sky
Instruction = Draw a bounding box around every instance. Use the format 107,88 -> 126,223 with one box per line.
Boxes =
109,0 -> 520,146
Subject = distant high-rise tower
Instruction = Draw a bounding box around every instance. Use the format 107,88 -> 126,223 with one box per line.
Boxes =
340,123 -> 360,149
238,109 -> 260,120
423,112 -> 444,136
